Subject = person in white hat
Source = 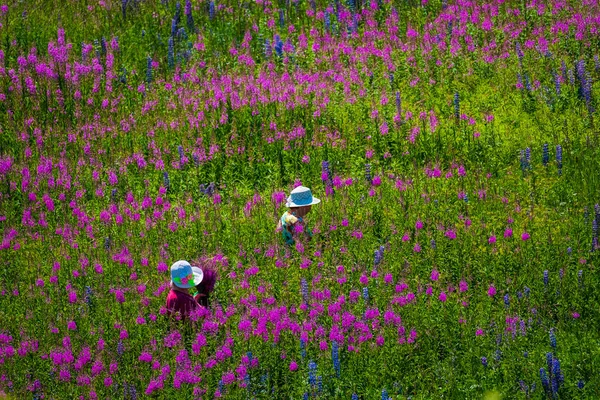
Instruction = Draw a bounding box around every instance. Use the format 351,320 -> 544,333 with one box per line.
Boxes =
277,186 -> 320,246
165,260 -> 204,321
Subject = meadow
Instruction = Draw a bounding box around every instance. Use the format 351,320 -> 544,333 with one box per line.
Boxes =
0,0 -> 600,398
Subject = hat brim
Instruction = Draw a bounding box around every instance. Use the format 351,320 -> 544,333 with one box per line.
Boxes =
191,267 -> 204,284
286,196 -> 320,208
172,271 -> 204,289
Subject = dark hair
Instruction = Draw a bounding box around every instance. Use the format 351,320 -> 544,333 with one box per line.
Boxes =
195,266 -> 217,296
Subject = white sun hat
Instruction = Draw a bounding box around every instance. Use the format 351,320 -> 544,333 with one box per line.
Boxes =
170,260 -> 204,289
286,186 -> 321,208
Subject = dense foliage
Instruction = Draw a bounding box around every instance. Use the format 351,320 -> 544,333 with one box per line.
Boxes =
0,0 -> 600,398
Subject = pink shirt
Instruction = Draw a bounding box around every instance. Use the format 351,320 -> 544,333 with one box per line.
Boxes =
165,289 -> 198,321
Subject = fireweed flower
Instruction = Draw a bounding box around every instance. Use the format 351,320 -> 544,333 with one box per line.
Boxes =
487,285 -> 496,297
444,229 -> 456,240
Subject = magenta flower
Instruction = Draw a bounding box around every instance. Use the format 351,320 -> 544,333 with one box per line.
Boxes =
68,291 -> 77,303
476,329 -> 484,336
415,220 -> 423,229
413,243 -> 421,253
504,228 -> 513,238
459,280 -> 468,292
359,274 -> 368,285
521,231 -> 530,241
488,235 -> 497,244
438,291 -> 447,302
487,285 -> 497,297
384,273 -> 393,284
67,321 -> 77,331
445,229 -> 457,240
430,269 -> 439,281
289,360 -> 298,371
157,262 -> 168,273
222,371 -> 235,385
115,290 -> 125,303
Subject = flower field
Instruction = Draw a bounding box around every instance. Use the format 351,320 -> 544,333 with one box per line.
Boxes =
1,0 -> 600,398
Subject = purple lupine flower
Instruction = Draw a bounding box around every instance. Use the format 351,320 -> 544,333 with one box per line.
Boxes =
208,0 -> 215,20
556,145 -> 563,175
540,368 -> 550,394
185,0 -> 195,31
395,91 -> 402,123
576,59 -> 594,113
552,70 -> 561,95
515,42 -> 524,65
